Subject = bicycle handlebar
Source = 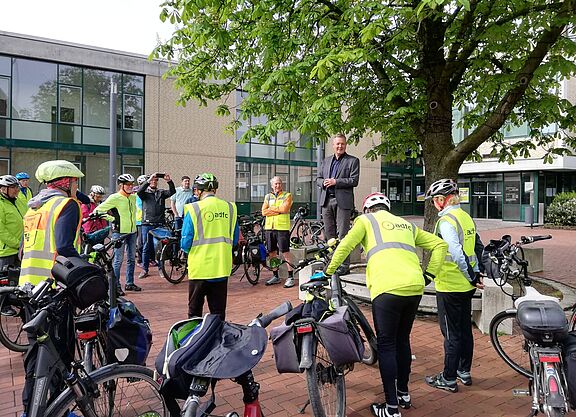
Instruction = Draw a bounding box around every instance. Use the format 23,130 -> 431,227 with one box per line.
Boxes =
0,286 -> 17,295
254,301 -> 293,328
520,235 -> 552,244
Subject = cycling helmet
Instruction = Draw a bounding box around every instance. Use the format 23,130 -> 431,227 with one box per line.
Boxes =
15,172 -> 30,180
90,185 -> 106,195
0,175 -> 19,187
362,192 -> 391,212
117,173 -> 135,184
36,160 -> 84,183
425,178 -> 459,199
194,173 -> 218,191
137,174 -> 149,185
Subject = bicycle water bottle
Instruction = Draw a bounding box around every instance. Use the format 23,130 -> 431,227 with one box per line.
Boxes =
268,257 -> 281,269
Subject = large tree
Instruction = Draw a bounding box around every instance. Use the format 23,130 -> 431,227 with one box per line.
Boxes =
154,0 -> 576,229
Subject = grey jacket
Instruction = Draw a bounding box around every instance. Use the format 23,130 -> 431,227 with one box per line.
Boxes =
316,153 -> 360,210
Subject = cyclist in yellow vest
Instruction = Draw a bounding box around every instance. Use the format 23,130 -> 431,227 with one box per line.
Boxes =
262,176 -> 296,288
20,160 -> 89,287
423,178 -> 484,394
325,193 -> 447,417
0,175 -> 27,269
180,173 -> 239,320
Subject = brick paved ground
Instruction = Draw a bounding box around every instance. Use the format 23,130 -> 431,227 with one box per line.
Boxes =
1,220 -> 575,417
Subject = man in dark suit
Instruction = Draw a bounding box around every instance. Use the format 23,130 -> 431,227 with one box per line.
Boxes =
316,133 -> 360,274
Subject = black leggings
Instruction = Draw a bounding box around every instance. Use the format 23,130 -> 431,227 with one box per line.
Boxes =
372,293 -> 421,407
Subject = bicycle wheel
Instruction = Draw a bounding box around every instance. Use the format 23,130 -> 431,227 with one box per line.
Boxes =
0,294 -> 29,352
489,310 -> 532,378
297,223 -> 314,246
45,364 -> 167,417
306,337 -> 346,417
310,222 -> 325,244
342,295 -> 377,365
160,244 -> 187,284
243,245 -> 260,285
569,308 -> 576,332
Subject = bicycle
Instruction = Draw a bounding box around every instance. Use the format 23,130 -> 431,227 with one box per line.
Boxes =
290,205 -> 325,248
233,213 -> 267,285
271,239 -> 377,417
487,234 -> 571,417
1,264 -> 167,417
150,223 -> 188,284
156,301 -> 293,417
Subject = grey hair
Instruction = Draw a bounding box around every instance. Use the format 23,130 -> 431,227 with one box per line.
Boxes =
270,176 -> 283,186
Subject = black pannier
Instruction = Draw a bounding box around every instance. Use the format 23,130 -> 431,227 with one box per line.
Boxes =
107,300 -> 153,366
516,300 -> 568,344
270,322 -> 301,373
51,255 -> 108,310
317,306 -> 365,366
562,332 -> 576,409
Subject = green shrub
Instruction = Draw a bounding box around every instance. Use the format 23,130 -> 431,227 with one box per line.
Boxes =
545,192 -> 576,226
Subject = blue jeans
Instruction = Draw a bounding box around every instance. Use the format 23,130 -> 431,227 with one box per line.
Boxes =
141,224 -> 160,272
112,232 -> 137,286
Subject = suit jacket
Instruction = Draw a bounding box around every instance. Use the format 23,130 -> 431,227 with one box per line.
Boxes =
316,153 -> 360,210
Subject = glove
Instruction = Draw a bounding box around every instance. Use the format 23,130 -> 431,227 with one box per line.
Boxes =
470,271 -> 482,287
423,271 -> 435,286
310,271 -> 328,281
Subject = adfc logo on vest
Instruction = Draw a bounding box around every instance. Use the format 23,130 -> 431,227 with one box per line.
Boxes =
380,221 -> 412,231
203,210 -> 229,222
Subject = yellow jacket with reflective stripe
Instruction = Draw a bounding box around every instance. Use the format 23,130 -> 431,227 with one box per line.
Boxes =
184,196 -> 237,280
263,192 -> 291,231
326,210 -> 447,299
434,207 -> 476,293
20,196 -> 81,286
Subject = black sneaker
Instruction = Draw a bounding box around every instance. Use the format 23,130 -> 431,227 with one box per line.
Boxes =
457,370 -> 472,386
116,287 -> 126,297
425,373 -> 458,393
397,393 -> 411,409
370,403 -> 401,417
138,271 -> 150,279
125,284 -> 142,292
1,306 -> 17,316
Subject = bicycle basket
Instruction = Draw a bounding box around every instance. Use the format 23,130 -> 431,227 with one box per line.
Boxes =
84,226 -> 111,246
51,256 -> 108,310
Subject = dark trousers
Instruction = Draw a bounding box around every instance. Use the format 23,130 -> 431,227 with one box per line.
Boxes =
188,279 -> 228,321
136,225 -> 143,263
0,254 -> 20,269
322,197 -> 351,266
372,293 -> 422,407
436,289 -> 476,380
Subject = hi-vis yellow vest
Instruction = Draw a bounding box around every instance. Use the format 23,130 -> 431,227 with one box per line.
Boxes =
184,197 -> 237,280
434,207 -> 476,293
264,192 -> 291,231
20,196 -> 81,286
358,211 -> 425,299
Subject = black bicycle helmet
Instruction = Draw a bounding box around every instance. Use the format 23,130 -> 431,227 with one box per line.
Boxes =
425,178 -> 459,199
194,173 -> 218,191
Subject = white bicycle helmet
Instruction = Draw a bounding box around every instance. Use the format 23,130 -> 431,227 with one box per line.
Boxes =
0,175 -> 19,187
362,192 -> 391,212
137,174 -> 149,185
90,185 -> 106,195
425,178 -> 459,199
117,173 -> 135,184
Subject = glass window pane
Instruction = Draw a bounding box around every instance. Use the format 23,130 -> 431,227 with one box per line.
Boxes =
251,163 -> 273,201
83,126 -> 110,146
84,69 -> 120,128
12,120 -> 54,141
236,143 -> 249,157
59,65 -> 82,86
0,56 -> 10,76
290,165 -> 313,204
293,147 -> 312,161
0,119 -> 9,138
121,130 -> 143,148
123,94 -> 142,130
12,58 -> 57,122
59,86 -> 81,124
57,125 -> 81,144
236,170 -> 250,202
123,74 -> 144,95
251,144 -> 275,159
0,77 -> 10,117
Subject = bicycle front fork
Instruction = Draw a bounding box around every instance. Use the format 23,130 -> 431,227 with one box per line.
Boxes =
234,371 -> 262,417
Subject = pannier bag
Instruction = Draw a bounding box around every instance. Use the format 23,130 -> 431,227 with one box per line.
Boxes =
84,226 -> 111,246
317,306 -> 365,366
51,255 -> 108,310
247,242 -> 266,265
516,300 -> 568,344
270,322 -> 302,373
563,331 -> 576,409
107,300 -> 152,365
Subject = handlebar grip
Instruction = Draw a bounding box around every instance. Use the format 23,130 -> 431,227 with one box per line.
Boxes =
520,235 -> 552,244
0,286 -> 17,295
257,301 -> 293,328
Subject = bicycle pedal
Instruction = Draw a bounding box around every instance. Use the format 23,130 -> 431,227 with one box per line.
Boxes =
512,389 -> 530,396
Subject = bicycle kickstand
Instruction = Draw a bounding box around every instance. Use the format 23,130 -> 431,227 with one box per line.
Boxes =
298,399 -> 310,414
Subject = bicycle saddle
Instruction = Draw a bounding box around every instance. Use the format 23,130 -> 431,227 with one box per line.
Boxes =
300,279 -> 328,292
514,286 -> 560,309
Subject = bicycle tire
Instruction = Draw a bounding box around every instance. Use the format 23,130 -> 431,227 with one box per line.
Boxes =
297,222 -> 314,247
310,222 -> 325,245
0,294 -> 29,352
160,243 -> 187,284
489,310 -> 532,378
243,246 -> 261,286
342,295 -> 378,366
569,308 -> 576,332
45,364 -> 167,417
306,337 -> 346,417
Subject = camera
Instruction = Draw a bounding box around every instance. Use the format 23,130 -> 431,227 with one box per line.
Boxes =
156,173 -> 165,179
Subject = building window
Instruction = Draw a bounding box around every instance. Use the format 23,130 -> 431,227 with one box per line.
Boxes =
0,56 -> 10,76
59,65 -> 82,86
83,69 -> 120,128
123,94 -> 142,130
12,58 -> 57,122
0,76 -> 10,117
59,85 -> 81,124
123,74 -> 144,95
